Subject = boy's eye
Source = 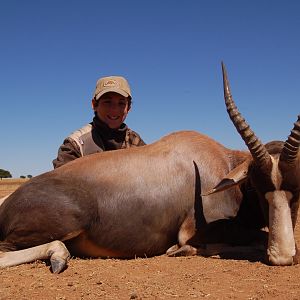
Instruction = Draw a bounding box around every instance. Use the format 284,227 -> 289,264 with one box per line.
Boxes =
100,99 -> 127,107
102,100 -> 112,104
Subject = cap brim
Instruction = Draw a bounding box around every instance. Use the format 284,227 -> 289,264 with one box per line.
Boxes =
95,88 -> 129,100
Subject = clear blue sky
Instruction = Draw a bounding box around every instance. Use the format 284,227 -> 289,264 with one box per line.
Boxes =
1,1 -> 299,177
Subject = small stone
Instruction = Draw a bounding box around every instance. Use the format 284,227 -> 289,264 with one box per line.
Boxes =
130,292 -> 138,299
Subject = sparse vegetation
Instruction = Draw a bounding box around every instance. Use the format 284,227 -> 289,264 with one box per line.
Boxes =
0,168 -> 12,179
0,178 -> 29,198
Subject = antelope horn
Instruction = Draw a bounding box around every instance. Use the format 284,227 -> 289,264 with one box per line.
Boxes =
221,62 -> 271,168
280,115 -> 300,164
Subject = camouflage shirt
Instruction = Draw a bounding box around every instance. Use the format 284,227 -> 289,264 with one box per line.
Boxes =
53,116 -> 145,169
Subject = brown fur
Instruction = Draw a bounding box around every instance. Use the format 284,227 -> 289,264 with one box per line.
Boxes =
0,131 -> 251,261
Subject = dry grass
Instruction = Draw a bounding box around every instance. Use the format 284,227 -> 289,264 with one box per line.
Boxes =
0,178 -> 29,198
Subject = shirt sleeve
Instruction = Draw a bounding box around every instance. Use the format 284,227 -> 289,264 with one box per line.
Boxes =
52,138 -> 82,169
128,129 -> 147,147
137,136 -> 146,146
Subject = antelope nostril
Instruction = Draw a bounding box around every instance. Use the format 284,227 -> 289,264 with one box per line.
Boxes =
293,254 -> 300,265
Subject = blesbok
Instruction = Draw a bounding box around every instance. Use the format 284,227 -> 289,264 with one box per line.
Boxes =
0,63 -> 299,273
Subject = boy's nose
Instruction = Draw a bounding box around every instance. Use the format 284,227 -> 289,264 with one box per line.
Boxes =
109,104 -> 119,111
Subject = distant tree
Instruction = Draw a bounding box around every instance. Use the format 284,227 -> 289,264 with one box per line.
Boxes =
0,168 -> 12,179
27,175 -> 33,178
20,175 -> 26,179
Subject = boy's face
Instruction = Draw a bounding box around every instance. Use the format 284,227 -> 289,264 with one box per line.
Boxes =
92,92 -> 130,129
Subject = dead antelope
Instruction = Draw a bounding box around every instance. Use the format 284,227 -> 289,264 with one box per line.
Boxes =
0,63 -> 299,273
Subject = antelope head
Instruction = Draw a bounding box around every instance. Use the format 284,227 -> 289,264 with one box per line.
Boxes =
209,63 -> 300,265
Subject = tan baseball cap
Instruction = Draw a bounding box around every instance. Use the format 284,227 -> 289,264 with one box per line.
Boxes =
93,76 -> 132,100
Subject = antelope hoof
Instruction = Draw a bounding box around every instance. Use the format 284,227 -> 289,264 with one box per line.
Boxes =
166,244 -> 179,256
167,245 -> 197,257
48,240 -> 71,273
50,257 -> 68,273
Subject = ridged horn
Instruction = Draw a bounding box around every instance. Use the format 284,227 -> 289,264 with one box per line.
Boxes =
280,115 -> 300,163
222,62 -> 271,168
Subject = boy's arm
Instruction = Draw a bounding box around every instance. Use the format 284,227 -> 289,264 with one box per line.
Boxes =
52,138 -> 82,169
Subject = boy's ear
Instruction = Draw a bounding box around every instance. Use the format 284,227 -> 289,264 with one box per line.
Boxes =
127,98 -> 132,112
92,98 -> 97,110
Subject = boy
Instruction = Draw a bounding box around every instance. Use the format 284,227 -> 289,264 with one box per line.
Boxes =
53,76 -> 145,168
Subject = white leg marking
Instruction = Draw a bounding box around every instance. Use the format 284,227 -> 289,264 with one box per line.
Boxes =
0,240 -> 70,273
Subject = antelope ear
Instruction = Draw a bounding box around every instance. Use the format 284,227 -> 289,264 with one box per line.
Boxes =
202,160 -> 250,196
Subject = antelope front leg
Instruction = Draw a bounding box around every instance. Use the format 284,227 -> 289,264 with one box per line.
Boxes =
0,240 -> 70,273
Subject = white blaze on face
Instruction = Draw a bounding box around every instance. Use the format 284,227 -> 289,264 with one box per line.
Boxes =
266,156 -> 295,265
